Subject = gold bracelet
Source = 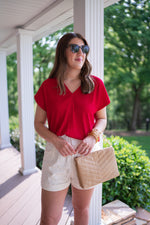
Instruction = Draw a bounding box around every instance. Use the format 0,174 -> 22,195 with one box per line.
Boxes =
88,128 -> 102,143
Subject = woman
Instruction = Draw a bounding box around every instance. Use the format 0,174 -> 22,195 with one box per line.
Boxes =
34,32 -> 110,225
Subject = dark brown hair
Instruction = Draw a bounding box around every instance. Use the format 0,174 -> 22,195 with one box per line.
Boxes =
49,32 -> 94,94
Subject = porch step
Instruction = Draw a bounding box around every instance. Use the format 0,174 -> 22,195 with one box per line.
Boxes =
136,207 -> 150,225
101,200 -> 150,225
101,200 -> 136,225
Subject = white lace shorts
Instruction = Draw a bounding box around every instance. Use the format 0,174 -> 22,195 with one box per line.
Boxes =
41,135 -> 101,191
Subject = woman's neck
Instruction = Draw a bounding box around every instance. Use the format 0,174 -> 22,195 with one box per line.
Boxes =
64,69 -> 80,81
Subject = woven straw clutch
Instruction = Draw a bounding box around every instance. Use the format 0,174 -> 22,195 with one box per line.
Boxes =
74,146 -> 119,189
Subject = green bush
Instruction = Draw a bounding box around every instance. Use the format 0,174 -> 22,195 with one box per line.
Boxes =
103,136 -> 150,211
10,128 -> 20,150
9,116 -> 20,150
9,116 -> 19,131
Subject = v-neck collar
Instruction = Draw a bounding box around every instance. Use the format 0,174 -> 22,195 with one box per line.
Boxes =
64,83 -> 81,94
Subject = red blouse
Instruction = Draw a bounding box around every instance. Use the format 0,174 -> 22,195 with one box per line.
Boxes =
34,75 -> 110,140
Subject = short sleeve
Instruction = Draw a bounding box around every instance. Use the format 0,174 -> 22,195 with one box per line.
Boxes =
93,76 -> 110,111
34,81 -> 46,111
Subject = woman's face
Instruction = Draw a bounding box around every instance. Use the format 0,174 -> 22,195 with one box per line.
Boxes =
65,37 -> 87,71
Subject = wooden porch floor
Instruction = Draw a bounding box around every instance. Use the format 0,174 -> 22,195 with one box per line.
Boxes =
0,147 -> 74,225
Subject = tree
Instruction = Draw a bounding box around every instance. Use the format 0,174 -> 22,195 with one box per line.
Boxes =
7,53 -> 18,117
104,0 -> 150,130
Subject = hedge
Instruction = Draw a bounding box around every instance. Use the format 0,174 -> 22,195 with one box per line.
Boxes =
103,135 -> 150,211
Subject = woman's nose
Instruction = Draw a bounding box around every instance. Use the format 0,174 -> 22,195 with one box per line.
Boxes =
77,47 -> 83,55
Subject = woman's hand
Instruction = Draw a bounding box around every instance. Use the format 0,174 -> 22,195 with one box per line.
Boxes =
74,106 -> 107,156
53,136 -> 76,157
34,105 -> 76,157
75,135 -> 96,156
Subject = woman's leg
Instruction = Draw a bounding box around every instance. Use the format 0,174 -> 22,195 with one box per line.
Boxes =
72,186 -> 94,225
40,187 -> 69,225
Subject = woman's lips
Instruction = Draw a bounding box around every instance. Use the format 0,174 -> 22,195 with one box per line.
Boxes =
75,58 -> 82,62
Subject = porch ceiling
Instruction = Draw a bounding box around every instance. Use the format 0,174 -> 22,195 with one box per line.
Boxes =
0,0 -> 119,55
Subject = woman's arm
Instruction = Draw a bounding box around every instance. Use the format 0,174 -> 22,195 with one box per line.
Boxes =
93,107 -> 107,133
75,107 -> 107,155
34,105 -> 57,144
34,105 -> 75,156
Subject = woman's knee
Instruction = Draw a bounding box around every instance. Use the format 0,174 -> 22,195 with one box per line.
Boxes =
72,186 -> 94,217
40,212 -> 62,225
73,203 -> 89,216
72,197 -> 90,217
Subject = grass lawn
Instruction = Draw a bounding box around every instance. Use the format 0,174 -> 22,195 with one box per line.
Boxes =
122,136 -> 150,158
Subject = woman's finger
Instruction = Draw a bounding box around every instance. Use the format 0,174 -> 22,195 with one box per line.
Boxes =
57,140 -> 75,156
75,141 -> 89,154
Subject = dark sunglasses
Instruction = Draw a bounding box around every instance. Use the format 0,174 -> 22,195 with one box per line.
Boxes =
68,44 -> 89,54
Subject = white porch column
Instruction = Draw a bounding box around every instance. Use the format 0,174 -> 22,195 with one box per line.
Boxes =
74,0 -> 104,224
17,29 -> 37,175
0,49 -> 11,149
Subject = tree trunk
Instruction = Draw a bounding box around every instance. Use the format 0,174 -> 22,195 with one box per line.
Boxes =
130,89 -> 140,131
137,102 -> 142,129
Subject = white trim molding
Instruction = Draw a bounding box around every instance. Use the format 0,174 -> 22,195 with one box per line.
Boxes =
0,49 -> 11,149
16,29 -> 37,175
74,0 -> 104,224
